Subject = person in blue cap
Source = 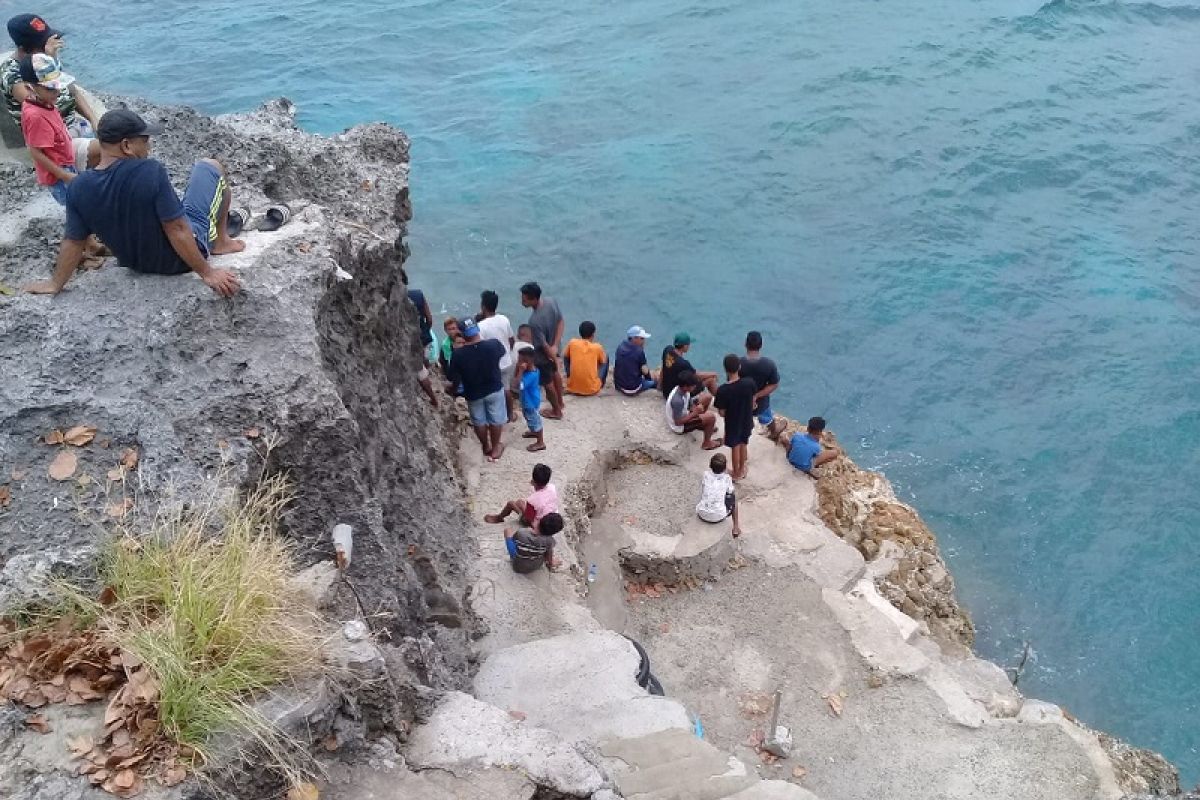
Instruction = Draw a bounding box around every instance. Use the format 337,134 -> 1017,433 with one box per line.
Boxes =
445,317 -> 508,461
2,13 -> 100,169
613,325 -> 658,395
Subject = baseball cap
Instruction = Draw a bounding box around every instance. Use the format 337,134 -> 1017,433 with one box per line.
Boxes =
626,325 -> 652,340
97,109 -> 165,143
673,332 -> 694,347
18,53 -> 73,90
7,14 -> 60,50
460,318 -> 480,338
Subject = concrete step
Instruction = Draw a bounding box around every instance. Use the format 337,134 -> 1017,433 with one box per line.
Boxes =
599,729 -> 821,800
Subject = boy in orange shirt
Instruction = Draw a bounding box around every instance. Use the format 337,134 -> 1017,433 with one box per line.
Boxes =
563,321 -> 609,396
19,54 -> 76,205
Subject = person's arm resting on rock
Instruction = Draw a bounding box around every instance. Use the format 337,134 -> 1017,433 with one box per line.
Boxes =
161,217 -> 239,297
25,238 -> 86,295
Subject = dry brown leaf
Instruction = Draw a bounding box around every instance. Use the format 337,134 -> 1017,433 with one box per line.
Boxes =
44,429 -> 64,445
287,782 -> 320,800
244,427 -> 260,439
96,437 -> 112,449
63,425 -> 97,446
507,709 -> 527,721
792,765 -> 808,780
48,450 -> 78,481
659,622 -> 670,633
67,734 -> 94,756
120,448 -> 138,470
112,768 -> 136,789
41,684 -> 66,704
89,769 -> 108,785
0,485 -> 10,508
360,179 -> 373,191
161,765 -> 187,787
826,694 -> 844,717
98,586 -> 118,606
296,242 -> 313,254
738,691 -> 773,718
24,713 -> 51,733
107,467 -> 125,482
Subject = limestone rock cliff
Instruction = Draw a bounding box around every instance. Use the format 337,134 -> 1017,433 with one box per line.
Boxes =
0,97 -> 475,795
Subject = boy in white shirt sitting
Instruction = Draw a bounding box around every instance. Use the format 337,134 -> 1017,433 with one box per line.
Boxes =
695,453 -> 742,538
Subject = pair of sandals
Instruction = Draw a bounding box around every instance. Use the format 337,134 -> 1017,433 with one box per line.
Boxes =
226,204 -> 292,238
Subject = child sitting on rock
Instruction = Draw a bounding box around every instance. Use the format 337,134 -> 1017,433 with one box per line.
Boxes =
696,452 -> 742,538
504,512 -> 564,574
484,462 -> 558,526
514,343 -> 546,452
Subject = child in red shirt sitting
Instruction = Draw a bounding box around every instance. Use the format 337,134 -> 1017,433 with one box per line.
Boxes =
19,53 -> 77,205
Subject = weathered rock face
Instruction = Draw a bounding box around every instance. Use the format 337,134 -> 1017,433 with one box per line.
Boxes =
766,417 -> 973,646
0,96 -> 476,772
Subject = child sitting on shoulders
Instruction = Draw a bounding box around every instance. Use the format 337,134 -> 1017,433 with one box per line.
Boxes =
696,452 -> 742,538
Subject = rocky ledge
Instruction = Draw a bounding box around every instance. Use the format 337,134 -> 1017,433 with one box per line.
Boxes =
0,97 -> 1190,799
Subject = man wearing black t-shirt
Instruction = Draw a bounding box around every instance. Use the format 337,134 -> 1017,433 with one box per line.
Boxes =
714,354 -> 757,480
660,332 -> 718,398
740,330 -> 780,428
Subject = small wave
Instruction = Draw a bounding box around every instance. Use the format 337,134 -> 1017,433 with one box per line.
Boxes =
1032,0 -> 1200,22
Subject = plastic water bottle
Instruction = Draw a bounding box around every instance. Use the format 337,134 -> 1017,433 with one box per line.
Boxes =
587,563 -> 598,583
332,523 -> 354,569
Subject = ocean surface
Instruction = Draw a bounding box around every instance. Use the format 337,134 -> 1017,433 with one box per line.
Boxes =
40,0 -> 1200,780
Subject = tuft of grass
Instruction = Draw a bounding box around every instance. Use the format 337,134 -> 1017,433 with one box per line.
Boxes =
71,473 -> 325,759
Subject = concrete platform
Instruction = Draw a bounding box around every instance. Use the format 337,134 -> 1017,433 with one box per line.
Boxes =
409,387 -> 1130,800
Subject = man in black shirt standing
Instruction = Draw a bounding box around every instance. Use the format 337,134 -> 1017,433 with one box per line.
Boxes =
714,354 -> 757,480
446,318 -> 508,461
740,331 -> 781,431
660,332 -> 718,399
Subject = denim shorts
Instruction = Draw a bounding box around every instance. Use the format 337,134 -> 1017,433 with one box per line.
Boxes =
181,161 -> 226,257
468,389 -> 507,426
523,406 -> 544,433
755,397 -> 774,425
47,165 -> 77,206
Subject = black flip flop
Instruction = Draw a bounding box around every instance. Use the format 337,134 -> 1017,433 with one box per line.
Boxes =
227,207 -> 251,238
255,203 -> 292,232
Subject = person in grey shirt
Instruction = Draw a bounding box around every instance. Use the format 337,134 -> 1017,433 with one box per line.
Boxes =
503,512 -> 564,573
520,281 -> 566,419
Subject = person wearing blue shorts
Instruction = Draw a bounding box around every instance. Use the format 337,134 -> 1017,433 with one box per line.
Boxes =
447,318 -> 509,461
740,331 -> 780,428
515,344 -> 546,452
25,109 -> 243,297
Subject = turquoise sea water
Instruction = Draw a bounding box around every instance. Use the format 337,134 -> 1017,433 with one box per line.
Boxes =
41,0 -> 1200,780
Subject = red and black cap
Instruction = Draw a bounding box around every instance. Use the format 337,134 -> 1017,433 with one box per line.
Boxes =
7,14 -> 61,50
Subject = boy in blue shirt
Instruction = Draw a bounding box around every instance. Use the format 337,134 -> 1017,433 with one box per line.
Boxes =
786,416 -> 839,476
515,344 -> 546,452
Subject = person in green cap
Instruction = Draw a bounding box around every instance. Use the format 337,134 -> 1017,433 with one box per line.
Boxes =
660,332 -> 718,399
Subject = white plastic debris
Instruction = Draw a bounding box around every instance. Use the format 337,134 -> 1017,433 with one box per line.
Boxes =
332,523 -> 353,568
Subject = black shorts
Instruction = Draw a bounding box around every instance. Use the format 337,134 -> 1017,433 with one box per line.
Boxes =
724,417 -> 752,447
